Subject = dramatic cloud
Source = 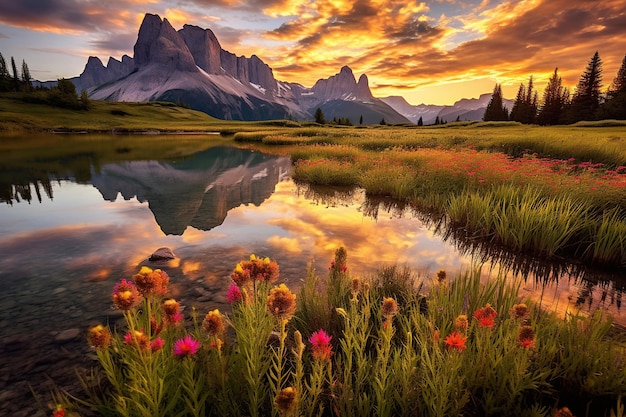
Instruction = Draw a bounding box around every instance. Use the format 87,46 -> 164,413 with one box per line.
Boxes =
1,0 -> 625,103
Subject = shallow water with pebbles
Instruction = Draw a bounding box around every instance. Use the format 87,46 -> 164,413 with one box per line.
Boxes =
1,140 -> 623,415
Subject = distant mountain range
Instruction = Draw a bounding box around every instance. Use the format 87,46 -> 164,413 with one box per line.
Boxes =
62,13 -> 511,124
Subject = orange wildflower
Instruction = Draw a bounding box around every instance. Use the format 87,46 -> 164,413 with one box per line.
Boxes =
444,330 -> 467,352
87,324 -> 112,349
203,309 -> 227,336
133,266 -> 169,297
267,284 -> 297,321
112,279 -> 141,311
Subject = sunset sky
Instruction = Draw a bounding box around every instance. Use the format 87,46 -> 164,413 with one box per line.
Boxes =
0,0 -> 625,105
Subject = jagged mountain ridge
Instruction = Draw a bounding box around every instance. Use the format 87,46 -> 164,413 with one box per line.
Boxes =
74,13 -> 408,123
381,94 -> 515,124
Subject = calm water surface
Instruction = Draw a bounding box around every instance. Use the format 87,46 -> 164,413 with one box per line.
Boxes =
0,134 -> 623,415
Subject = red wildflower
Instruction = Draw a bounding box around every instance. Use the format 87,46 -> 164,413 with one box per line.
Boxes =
173,335 -> 200,357
309,329 -> 333,361
474,303 -> 497,328
518,325 -> 536,349
444,330 -> 467,352
52,404 -> 66,417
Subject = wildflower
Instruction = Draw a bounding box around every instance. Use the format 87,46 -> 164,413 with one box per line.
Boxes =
436,269 -> 447,282
474,303 -> 497,328
150,337 -> 164,352
444,330 -> 467,352
275,386 -> 297,415
87,324 -> 112,349
123,330 -> 150,351
133,266 -> 169,297
173,335 -> 200,357
111,278 -> 141,311
381,297 -> 398,318
350,277 -> 361,295
455,314 -> 469,331
510,303 -> 530,320
162,299 -> 183,326
518,325 -> 536,349
52,404 -> 66,417
150,315 -> 163,335
433,329 -> 440,342
203,309 -> 227,336
230,262 -> 251,287
267,284 -> 297,321
554,406 -> 574,417
329,260 -> 347,273
309,329 -> 333,362
209,338 -> 224,352
226,283 -> 243,303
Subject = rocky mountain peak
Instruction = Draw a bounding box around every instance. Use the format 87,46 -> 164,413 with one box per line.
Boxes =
133,14 -> 197,72
179,24 -> 223,75
355,73 -> 373,100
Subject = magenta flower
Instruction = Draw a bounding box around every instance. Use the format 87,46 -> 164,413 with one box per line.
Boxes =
150,337 -> 164,352
227,283 -> 243,303
173,335 -> 200,357
309,329 -> 333,362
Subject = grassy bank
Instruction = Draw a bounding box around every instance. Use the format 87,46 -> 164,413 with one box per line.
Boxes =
231,123 -> 626,267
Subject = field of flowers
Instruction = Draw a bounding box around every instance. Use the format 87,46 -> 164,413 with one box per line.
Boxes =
54,250 -> 625,417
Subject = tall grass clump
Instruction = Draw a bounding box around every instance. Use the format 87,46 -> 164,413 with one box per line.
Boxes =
58,248 -> 625,417
447,184 -> 626,264
292,158 -> 360,187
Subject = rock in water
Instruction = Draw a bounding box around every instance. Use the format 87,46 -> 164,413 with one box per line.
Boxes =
149,247 -> 176,261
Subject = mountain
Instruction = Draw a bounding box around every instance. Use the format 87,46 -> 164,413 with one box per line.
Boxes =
72,13 -> 408,123
382,94 -> 515,124
381,96 -> 444,125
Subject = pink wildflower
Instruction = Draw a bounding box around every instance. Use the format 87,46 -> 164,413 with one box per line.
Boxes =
227,283 -> 243,303
309,329 -> 333,362
150,337 -> 164,352
173,335 -> 200,357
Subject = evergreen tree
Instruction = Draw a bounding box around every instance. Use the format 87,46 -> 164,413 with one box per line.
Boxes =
0,53 -> 8,91
434,116 -> 440,125
380,118 -> 386,125
569,51 -> 603,122
510,76 -> 537,124
10,56 -> 19,91
538,68 -> 568,125
0,53 -> 7,78
417,116 -> 423,126
600,54 -> 626,119
359,115 -> 363,125
314,107 -> 325,124
21,59 -> 32,92
483,84 -> 509,121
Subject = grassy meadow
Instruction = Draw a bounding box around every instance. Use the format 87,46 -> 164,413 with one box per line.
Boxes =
231,122 -> 626,268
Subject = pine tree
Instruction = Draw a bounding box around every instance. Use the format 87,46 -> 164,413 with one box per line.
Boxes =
434,116 -> 440,125
314,107 -> 325,124
21,59 -> 32,91
417,116 -> 423,126
600,54 -> 626,119
569,51 -> 603,122
483,84 -> 509,121
0,53 -> 7,77
510,76 -> 537,124
538,68 -> 568,125
359,115 -> 363,125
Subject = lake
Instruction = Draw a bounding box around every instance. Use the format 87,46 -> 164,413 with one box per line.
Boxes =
0,134 -> 623,415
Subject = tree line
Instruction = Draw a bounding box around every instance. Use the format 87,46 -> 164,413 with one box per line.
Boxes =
484,51 -> 626,124
0,52 -> 90,110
